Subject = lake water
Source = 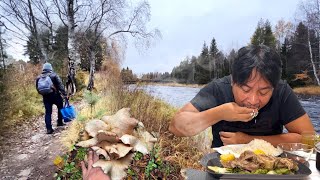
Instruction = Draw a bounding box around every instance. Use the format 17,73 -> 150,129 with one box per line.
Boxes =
137,85 -> 320,134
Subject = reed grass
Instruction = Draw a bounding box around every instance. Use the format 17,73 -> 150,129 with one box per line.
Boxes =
293,86 -> 320,96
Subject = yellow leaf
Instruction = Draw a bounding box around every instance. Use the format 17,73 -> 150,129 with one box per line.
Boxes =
53,156 -> 64,168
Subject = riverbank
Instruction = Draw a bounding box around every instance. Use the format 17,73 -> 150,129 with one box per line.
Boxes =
293,86 -> 320,99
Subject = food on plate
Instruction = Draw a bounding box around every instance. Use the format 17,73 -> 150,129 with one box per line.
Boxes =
220,153 -> 235,162
253,149 -> 265,155
216,139 -> 282,157
208,150 -> 299,175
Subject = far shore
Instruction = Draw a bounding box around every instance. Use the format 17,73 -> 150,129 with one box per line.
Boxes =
293,86 -> 320,99
140,82 -> 320,96
137,82 -> 205,88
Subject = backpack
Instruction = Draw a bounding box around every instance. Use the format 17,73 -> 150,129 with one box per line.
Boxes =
37,74 -> 55,95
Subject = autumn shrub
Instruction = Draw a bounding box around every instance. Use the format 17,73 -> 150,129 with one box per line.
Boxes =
0,64 -> 43,128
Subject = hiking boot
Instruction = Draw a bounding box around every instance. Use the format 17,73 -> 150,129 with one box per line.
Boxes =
57,123 -> 65,127
47,129 -> 54,134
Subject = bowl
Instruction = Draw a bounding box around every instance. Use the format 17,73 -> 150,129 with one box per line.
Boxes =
277,143 -> 314,164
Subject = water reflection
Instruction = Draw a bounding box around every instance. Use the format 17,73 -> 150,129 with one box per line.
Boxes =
133,85 -> 320,134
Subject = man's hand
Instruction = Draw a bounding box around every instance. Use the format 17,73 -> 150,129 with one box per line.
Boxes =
219,102 -> 258,122
220,131 -> 252,145
81,151 -> 110,180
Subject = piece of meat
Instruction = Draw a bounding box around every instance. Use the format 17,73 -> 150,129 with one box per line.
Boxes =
256,154 -> 277,170
219,150 -> 298,173
221,160 -> 232,168
275,157 -> 298,171
230,151 -> 261,171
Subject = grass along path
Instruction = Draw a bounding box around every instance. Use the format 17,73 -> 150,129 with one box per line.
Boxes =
0,101 -> 83,180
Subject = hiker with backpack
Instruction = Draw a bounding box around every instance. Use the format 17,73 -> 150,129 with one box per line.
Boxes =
36,62 -> 68,134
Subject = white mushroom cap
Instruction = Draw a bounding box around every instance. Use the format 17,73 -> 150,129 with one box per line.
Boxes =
91,146 -> 110,160
98,141 -> 133,159
85,119 -> 110,137
96,130 -> 119,143
76,138 -> 98,148
93,153 -> 133,180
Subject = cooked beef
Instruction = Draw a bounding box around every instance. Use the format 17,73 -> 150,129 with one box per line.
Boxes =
220,150 -> 298,173
256,154 -> 277,170
275,157 -> 298,171
226,151 -> 261,171
221,160 -> 232,168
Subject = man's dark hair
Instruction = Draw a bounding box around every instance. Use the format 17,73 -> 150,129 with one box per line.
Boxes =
231,45 -> 282,88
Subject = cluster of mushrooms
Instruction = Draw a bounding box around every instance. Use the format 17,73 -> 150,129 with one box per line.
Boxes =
76,108 -> 157,179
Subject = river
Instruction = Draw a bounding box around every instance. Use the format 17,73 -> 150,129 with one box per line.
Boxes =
136,85 -> 320,134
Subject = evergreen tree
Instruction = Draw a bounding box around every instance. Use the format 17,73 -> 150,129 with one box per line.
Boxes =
250,19 -> 276,48
195,42 -> 210,84
280,38 -> 290,80
264,20 -> 276,48
287,22 -> 309,74
286,22 -> 316,86
209,37 -> 218,79
251,19 -> 265,45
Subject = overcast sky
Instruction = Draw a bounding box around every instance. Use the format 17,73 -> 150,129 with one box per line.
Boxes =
5,0 -> 301,74
123,0 -> 301,75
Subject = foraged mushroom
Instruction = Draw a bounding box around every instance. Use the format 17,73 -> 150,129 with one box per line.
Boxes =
96,130 -> 119,143
98,141 -> 133,159
76,138 -> 98,148
85,119 -> 111,137
93,153 -> 133,180
91,146 -> 110,160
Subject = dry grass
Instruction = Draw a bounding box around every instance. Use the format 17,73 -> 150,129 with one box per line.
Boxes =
0,64 -> 44,128
293,86 -> 320,95
61,120 -> 84,150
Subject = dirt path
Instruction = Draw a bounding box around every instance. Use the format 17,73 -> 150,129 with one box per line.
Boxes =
0,102 -> 82,180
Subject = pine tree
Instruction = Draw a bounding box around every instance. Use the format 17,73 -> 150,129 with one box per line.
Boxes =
280,38 -> 290,80
251,19 -> 265,45
195,42 -> 210,84
287,22 -> 309,74
264,20 -> 276,48
250,19 -> 276,48
209,38 -> 218,79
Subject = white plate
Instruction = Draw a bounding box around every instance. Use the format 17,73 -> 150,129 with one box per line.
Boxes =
212,144 -> 245,158
213,144 -> 283,158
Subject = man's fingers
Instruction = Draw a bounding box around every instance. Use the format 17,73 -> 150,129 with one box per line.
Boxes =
219,131 -> 235,138
238,107 -> 257,114
93,150 -> 99,163
80,161 -> 87,175
220,136 -> 230,145
87,151 -> 94,167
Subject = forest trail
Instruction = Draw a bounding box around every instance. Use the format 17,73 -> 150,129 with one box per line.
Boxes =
0,102 -> 82,180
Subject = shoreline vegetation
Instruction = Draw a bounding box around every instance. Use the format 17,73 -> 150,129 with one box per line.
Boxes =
292,86 -> 320,97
